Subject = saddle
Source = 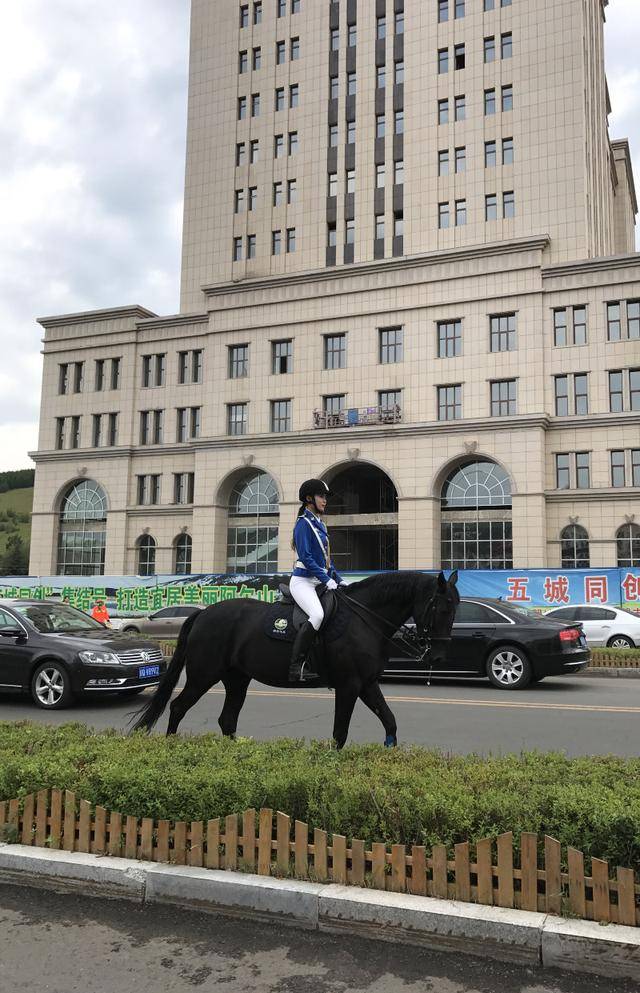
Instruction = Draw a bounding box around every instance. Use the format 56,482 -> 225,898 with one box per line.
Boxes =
263,583 -> 343,643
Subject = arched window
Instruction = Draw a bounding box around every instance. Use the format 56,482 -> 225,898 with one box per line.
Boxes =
560,524 -> 590,568
57,480 -> 108,575
227,471 -> 279,574
174,534 -> 192,574
440,460 -> 512,570
136,535 -> 156,576
616,524 -> 640,567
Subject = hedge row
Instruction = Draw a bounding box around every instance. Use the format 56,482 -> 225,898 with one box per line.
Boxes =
2,722 -> 640,868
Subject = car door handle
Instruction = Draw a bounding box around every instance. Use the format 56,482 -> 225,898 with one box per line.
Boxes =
472,632 -> 485,638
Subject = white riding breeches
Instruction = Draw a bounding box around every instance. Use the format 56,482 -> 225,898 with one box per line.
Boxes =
289,575 -> 324,631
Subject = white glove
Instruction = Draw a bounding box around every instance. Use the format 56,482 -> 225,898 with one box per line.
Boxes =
339,582 -> 348,588
326,578 -> 338,590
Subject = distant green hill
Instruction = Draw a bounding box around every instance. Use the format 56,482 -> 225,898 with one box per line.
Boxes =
0,481 -> 34,574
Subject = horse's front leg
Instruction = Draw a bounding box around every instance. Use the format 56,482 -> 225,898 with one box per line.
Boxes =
332,680 -> 361,750
359,681 -> 398,747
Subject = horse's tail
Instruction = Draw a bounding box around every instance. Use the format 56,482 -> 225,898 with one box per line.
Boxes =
129,610 -> 200,733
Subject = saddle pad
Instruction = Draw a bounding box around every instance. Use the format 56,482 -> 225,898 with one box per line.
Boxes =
263,601 -> 349,644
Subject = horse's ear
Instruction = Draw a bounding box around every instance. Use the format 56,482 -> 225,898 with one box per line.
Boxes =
437,571 -> 447,589
448,569 -> 459,586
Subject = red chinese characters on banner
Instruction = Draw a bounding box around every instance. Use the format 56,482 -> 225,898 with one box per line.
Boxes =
543,575 -> 570,604
622,573 -> 640,602
584,575 -> 608,603
506,577 -> 531,602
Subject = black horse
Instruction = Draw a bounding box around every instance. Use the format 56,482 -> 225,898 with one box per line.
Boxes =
131,570 -> 459,748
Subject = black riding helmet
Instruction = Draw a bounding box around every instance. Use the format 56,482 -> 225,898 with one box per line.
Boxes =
298,478 -> 331,502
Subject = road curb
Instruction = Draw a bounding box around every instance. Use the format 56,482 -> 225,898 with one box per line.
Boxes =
586,667 -> 640,678
1,843 -> 639,981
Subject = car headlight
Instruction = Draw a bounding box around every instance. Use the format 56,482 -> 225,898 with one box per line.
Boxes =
78,650 -> 121,666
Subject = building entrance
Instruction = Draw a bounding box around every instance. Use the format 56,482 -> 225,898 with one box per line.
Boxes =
324,463 -> 398,572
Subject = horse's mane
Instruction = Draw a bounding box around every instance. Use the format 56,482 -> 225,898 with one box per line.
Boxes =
346,570 -> 435,602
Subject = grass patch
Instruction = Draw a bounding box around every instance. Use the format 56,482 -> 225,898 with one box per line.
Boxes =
1,721 -> 640,868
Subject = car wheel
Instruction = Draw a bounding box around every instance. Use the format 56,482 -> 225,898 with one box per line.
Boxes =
607,635 -> 634,649
31,662 -> 74,710
122,626 -> 140,634
486,645 -> 532,690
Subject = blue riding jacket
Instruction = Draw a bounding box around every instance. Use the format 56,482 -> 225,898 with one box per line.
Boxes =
292,509 -> 343,585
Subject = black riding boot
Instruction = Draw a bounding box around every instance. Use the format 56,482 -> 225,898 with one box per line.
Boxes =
288,621 -> 319,682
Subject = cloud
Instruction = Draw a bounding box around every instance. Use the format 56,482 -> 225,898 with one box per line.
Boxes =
0,0 -> 638,473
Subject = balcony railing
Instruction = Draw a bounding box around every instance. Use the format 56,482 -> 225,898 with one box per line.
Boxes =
313,405 -> 402,429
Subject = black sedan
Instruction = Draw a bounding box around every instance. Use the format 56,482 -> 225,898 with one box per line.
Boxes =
0,599 -> 167,709
385,597 -> 590,689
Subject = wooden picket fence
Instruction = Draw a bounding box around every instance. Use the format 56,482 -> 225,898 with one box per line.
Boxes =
1,789 -> 638,927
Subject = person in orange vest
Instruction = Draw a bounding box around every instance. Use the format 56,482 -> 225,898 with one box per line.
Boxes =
91,599 -> 111,627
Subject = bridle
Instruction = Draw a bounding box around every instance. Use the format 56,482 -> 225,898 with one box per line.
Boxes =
336,587 -> 448,664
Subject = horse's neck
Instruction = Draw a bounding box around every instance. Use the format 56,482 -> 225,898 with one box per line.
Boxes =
355,578 -> 418,631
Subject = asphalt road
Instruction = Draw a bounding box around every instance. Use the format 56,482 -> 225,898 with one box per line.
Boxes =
0,883 -> 636,993
1,673 -> 639,755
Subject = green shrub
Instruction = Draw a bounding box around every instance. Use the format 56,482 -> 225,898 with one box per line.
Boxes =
1,722 -> 640,868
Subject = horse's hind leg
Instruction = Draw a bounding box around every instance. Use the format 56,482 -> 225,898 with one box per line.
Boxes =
332,680 -> 361,750
359,681 -> 398,747
167,672 -> 215,736
218,672 -> 251,738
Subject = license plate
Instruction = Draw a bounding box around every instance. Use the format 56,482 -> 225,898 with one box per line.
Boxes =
579,634 -> 587,647
139,665 -> 160,679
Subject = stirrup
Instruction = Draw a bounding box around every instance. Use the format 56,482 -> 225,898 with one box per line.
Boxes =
289,659 -> 318,683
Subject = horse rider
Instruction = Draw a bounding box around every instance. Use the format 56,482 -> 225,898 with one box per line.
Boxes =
288,478 -> 346,682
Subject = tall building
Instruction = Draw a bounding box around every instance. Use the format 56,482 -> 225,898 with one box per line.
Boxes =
30,0 -> 640,578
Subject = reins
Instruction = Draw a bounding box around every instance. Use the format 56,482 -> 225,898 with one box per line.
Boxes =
336,587 -> 436,664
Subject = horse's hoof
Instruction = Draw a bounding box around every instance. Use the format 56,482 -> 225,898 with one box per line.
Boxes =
384,734 -> 397,748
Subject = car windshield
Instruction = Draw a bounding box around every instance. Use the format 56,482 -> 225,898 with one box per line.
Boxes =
12,603 -> 104,633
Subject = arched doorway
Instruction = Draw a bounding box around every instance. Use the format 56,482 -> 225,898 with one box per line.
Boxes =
56,479 -> 108,575
561,524 -> 590,568
226,470 -> 279,574
324,462 -> 398,571
440,459 -> 512,569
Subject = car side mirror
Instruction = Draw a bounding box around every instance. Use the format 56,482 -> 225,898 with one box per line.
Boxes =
0,627 -> 25,639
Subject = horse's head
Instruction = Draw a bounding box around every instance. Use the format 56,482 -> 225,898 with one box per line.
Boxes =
414,570 -> 460,665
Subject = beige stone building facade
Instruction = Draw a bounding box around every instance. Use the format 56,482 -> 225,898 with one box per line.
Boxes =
30,0 -> 640,577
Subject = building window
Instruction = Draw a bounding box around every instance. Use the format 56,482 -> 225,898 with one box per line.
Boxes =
174,534 -> 192,575
240,6 -> 249,28
439,203 -> 450,229
286,227 -> 296,252
394,211 -> 403,237
438,385 -> 462,421
561,524 -> 590,569
490,379 -> 517,416
484,36 -> 495,62
554,375 -> 569,416
346,120 -> 356,144
136,475 -> 161,507
455,200 -> 466,226
55,417 -> 65,450
440,461 -> 513,570
233,236 -> 243,261
323,394 -> 345,418
376,15 -> 386,38
574,373 -> 589,414
379,327 -> 403,364
110,358 -> 121,390
376,164 -> 386,188
327,223 -> 337,247
247,234 -> 256,259
629,301 -> 640,339
239,51 -> 248,74
227,471 -> 279,575
274,180 -> 283,206
271,399 -> 292,432
328,124 -> 338,147
484,88 -> 496,115
375,215 -> 385,241
455,146 -> 465,172
454,95 -> 466,120
330,28 -> 339,51
289,83 -> 299,108
330,75 -> 339,99
250,93 -> 260,117
394,159 -> 404,185
136,535 -> 156,577
177,407 -> 187,443
485,140 -> 497,167
347,71 -> 356,96
490,313 -> 516,352
174,473 -> 195,505
229,344 -> 249,379
554,307 -> 587,346
379,390 -> 402,417
178,349 -> 202,385
288,131 -> 298,154
503,137 -> 514,164
253,1 -> 262,24
608,370 -> 624,412
438,99 -> 449,125
238,96 -> 247,120
376,65 -> 386,89
607,302 -> 622,341
290,37 -> 299,59
94,359 -> 105,391
634,450 -> 640,486
555,454 -> 570,490
394,60 -> 404,84
438,48 -> 449,74
376,114 -> 385,138
575,452 -> 590,489
272,229 -> 282,254
617,524 -> 640,567
70,416 -> 80,449
454,43 -> 465,69
272,340 -> 292,374
610,450 -> 626,488
57,479 -> 107,576
92,414 -> 102,448
236,142 -> 246,166
394,11 -> 404,34
502,84 -> 513,110
234,189 -> 245,213
438,320 -> 462,358
287,178 -> 297,203
438,0 -> 449,21
501,32 -> 512,58
345,219 -> 355,245
324,334 -> 346,369
455,0 -> 465,15
485,194 -> 498,221
250,139 -> 259,162
503,191 -> 515,218
438,150 -> 449,177
327,173 -> 337,198
275,86 -> 285,111
227,403 -> 247,436
253,47 -> 261,69
105,412 -> 117,447
394,110 -> 404,135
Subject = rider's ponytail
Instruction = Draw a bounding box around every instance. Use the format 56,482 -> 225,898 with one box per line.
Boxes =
291,501 -> 306,550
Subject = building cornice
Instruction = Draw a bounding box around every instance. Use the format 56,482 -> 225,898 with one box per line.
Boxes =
37,305 -> 158,329
202,236 -> 551,299
135,313 -> 209,330
542,252 -> 640,279
547,413 -> 640,431
544,487 -> 640,503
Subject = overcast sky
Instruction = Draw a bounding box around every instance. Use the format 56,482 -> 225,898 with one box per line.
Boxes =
0,0 -> 638,474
